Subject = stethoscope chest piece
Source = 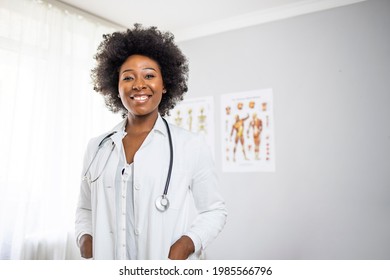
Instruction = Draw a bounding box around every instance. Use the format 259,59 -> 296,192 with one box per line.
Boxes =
155,195 -> 170,212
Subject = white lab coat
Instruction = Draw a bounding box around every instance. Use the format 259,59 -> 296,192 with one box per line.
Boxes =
75,115 -> 227,259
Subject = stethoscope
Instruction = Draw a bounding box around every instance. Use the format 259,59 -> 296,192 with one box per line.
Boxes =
82,118 -> 173,212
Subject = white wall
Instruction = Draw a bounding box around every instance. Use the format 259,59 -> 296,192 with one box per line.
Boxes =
179,0 -> 390,259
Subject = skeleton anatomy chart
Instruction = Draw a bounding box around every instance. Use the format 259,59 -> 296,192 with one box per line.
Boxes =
167,96 -> 215,156
221,88 -> 275,172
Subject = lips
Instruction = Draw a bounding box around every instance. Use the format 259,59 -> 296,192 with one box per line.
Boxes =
130,94 -> 152,102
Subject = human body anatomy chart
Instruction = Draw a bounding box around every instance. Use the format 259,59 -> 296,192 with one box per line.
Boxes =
167,96 -> 215,156
221,89 -> 275,172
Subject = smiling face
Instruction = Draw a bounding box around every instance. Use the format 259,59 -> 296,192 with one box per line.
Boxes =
118,54 -> 165,119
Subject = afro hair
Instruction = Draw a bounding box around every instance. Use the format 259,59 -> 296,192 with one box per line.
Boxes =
91,24 -> 189,117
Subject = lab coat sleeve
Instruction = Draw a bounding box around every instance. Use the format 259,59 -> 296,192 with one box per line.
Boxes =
75,139 -> 94,247
185,135 -> 227,254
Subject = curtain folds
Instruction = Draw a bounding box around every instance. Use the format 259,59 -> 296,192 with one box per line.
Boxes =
0,0 -> 121,259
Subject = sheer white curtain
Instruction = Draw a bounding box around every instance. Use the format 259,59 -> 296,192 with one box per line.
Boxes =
0,0 -> 122,259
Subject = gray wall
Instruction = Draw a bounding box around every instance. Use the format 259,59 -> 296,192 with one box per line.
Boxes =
179,0 -> 390,259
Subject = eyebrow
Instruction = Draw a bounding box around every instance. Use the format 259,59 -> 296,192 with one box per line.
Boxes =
120,67 -> 157,74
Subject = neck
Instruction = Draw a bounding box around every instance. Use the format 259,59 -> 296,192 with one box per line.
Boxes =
125,112 -> 159,135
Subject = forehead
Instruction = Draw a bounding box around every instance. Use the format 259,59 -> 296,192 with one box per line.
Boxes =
120,54 -> 160,70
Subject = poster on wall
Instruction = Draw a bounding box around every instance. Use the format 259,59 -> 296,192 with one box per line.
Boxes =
167,96 -> 215,156
221,88 -> 275,172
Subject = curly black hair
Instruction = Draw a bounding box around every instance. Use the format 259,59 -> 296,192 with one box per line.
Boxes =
91,24 -> 189,117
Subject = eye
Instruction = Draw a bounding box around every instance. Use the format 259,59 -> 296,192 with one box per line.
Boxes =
145,74 -> 155,79
123,76 -> 134,81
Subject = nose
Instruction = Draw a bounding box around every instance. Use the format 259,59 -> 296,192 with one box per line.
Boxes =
132,78 -> 146,90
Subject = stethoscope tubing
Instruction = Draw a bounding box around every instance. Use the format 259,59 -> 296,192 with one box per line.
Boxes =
162,118 -> 173,196
83,118 -> 173,208
83,131 -> 117,183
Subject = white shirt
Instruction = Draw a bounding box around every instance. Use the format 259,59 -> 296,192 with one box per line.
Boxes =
75,115 -> 227,259
117,161 -> 136,260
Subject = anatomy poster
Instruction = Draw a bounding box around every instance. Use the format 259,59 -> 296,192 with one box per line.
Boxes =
167,96 -> 215,156
221,88 -> 275,172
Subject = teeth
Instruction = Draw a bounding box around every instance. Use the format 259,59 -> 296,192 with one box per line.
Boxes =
133,95 -> 148,101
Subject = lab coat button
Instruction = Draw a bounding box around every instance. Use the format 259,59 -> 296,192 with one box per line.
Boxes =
135,185 -> 140,190
135,229 -> 139,235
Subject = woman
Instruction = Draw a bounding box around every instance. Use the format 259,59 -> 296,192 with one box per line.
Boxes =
75,24 -> 227,260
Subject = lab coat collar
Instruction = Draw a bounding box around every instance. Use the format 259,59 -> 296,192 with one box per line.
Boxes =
108,114 -> 168,147
153,114 -> 169,137
110,118 -> 127,147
